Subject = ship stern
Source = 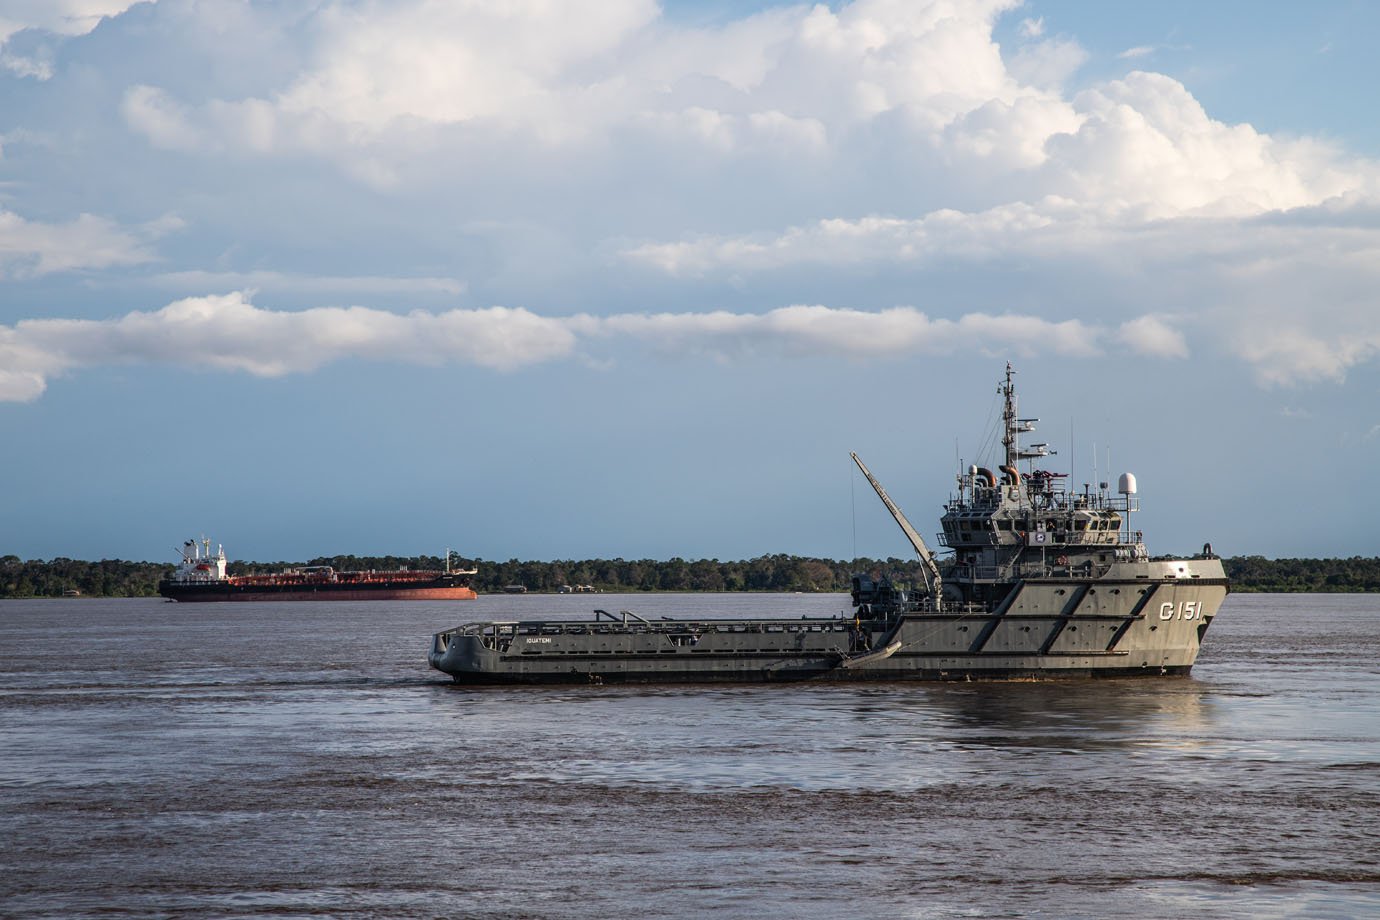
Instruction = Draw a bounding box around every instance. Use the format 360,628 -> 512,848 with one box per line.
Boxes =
429,628 -> 497,680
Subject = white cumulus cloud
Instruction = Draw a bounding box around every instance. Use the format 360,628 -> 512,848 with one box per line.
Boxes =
579,305 -> 1103,359
1236,329 -> 1380,387
0,209 -> 180,278
12,0 -> 1380,390
0,293 -> 1191,402
0,293 -> 581,401
622,202 -> 1069,275
1114,315 -> 1189,359
0,0 -> 142,42
120,0 -> 1035,160
0,0 -> 148,78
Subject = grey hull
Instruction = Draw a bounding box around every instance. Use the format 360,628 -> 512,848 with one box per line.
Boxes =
429,570 -> 1227,685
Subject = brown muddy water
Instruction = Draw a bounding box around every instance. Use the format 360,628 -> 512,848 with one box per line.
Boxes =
2,593 -> 1378,919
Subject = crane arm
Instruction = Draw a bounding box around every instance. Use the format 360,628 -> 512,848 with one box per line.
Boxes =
851,452 -> 943,598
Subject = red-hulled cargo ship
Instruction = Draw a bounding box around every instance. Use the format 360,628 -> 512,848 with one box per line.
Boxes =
158,538 -> 478,602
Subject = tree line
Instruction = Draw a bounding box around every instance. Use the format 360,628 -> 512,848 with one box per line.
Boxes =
3,553 -> 1380,598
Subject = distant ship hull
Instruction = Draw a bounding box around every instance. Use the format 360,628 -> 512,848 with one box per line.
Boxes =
160,574 -> 477,602
163,583 -> 478,602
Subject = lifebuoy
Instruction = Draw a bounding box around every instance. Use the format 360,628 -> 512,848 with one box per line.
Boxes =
1056,555 -> 1069,566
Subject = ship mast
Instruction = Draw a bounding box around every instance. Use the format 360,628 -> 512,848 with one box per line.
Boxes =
1002,361 -> 1017,470
1001,362 -> 1052,484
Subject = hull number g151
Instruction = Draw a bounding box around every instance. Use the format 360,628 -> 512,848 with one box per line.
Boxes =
1159,601 -> 1202,621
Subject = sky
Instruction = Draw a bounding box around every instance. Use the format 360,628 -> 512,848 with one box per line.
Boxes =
2,0 -> 1379,564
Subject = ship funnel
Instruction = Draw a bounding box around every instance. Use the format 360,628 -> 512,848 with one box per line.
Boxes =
1118,472 -> 1137,495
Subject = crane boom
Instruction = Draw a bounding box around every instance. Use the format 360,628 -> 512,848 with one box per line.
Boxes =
851,452 -> 943,599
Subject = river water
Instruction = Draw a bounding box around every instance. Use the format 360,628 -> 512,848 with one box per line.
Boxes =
2,593 -> 1377,919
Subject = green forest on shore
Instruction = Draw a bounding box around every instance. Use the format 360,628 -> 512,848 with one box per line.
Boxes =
3,553 -> 1380,598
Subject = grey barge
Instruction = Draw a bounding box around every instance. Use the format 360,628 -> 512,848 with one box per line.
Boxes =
429,365 -> 1227,683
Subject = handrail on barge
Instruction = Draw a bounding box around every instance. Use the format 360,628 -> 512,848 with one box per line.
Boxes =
432,613 -> 859,655
594,608 -> 650,625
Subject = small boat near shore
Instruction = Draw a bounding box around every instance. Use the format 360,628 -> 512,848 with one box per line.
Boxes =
429,364 -> 1227,683
159,539 -> 478,601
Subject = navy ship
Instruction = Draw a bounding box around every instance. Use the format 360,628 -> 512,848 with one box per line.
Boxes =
429,365 -> 1227,683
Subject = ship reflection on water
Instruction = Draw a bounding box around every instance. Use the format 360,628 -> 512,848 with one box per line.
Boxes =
471,676 -> 1220,792
898,679 -> 1216,754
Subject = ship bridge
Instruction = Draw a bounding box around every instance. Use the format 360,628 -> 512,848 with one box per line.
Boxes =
937,364 -> 1148,604
939,481 -> 1128,551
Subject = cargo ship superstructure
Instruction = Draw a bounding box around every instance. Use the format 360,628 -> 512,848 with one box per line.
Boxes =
429,365 -> 1227,682
160,539 -> 478,601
